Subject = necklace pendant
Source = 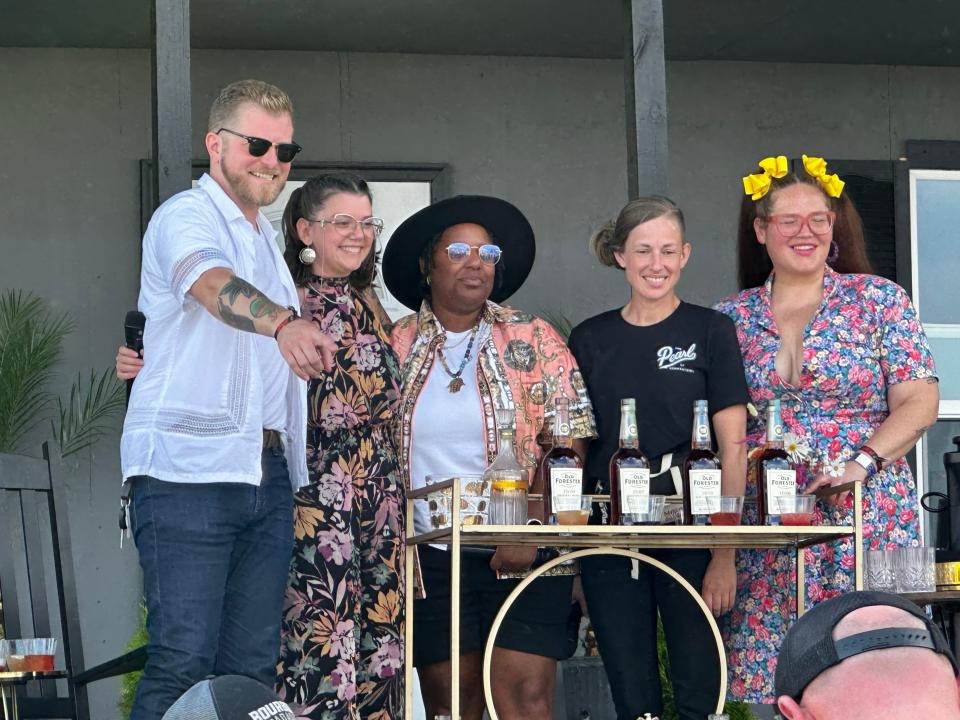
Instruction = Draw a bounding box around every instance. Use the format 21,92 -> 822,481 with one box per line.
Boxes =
448,377 -> 465,393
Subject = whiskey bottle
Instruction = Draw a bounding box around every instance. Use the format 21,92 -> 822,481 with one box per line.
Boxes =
609,398 -> 651,525
682,400 -> 722,525
539,397 -> 584,524
755,398 -> 797,525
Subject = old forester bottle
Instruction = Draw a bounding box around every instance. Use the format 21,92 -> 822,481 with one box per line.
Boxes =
682,399 -> 722,525
540,397 -> 584,524
609,398 -> 651,525
755,398 -> 797,525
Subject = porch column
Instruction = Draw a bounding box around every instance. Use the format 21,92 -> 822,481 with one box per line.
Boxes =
623,0 -> 668,197
151,0 -> 192,207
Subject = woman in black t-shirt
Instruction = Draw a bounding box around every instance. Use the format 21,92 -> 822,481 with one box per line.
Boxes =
568,197 -> 748,720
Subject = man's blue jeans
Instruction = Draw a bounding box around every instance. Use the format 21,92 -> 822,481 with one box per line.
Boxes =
129,448 -> 294,719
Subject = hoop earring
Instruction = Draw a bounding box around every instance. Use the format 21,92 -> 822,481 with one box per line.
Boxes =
299,246 -> 316,264
827,240 -> 839,264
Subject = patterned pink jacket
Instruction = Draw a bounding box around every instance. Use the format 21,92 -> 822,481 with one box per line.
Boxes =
389,300 -> 596,489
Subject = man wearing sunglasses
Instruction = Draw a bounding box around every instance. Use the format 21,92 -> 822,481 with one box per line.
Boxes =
120,79 -> 335,719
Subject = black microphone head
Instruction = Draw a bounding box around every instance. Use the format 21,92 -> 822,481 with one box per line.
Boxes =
124,311 -> 145,354
125,310 -> 145,329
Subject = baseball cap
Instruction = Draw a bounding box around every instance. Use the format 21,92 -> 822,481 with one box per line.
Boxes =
162,675 -> 294,720
775,590 -> 958,702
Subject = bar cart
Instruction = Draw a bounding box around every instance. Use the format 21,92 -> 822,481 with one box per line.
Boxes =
404,480 -> 863,720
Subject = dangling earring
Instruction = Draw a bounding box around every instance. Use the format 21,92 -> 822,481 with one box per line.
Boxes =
299,246 -> 316,264
827,240 -> 839,264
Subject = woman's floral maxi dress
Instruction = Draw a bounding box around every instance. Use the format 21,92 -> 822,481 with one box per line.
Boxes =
714,269 -> 936,703
277,277 -> 405,720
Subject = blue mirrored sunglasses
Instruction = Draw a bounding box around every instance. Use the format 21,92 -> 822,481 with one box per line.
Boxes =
446,242 -> 502,265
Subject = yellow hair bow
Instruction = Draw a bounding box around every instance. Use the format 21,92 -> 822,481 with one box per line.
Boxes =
742,156 -> 788,200
802,154 -> 845,198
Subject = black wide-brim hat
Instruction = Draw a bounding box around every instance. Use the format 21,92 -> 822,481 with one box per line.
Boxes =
383,195 -> 536,312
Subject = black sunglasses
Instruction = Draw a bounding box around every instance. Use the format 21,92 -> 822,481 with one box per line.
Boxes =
217,127 -> 302,163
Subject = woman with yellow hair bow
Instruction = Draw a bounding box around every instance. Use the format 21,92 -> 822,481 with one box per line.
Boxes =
714,155 -> 940,705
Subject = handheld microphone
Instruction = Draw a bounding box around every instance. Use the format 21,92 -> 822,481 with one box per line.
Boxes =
124,311 -> 145,401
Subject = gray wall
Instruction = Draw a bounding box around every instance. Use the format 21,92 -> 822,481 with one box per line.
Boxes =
0,47 -> 152,719
3,46 -> 960,717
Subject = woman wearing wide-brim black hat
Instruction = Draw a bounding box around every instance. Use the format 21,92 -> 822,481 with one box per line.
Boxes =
385,195 -> 597,720
383,194 -> 536,313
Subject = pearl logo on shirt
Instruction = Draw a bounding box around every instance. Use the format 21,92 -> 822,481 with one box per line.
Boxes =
656,343 -> 697,372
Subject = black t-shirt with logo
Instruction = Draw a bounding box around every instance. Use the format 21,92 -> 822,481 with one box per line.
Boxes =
568,301 -> 749,491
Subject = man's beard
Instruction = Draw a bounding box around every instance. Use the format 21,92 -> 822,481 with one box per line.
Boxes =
221,156 -> 285,209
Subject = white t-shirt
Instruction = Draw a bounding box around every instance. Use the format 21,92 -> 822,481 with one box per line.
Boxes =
410,329 -> 487,537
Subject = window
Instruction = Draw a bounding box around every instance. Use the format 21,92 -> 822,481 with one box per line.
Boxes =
911,171 -> 960,413
909,170 -> 960,540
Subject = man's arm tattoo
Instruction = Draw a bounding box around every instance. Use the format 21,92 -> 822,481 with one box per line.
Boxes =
216,275 -> 284,331
217,301 -> 256,332
219,275 -> 257,305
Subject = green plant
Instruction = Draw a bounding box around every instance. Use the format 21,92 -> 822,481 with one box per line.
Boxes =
538,308 -> 574,341
119,604 -> 148,719
657,619 -> 754,720
0,289 -> 124,457
53,369 -> 127,457
0,290 -> 71,453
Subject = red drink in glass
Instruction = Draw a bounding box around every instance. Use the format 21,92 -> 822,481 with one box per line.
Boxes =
780,512 -> 814,526
23,654 -> 54,671
709,511 -> 741,526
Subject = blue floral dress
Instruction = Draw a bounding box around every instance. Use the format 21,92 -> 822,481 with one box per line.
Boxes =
714,268 -> 936,702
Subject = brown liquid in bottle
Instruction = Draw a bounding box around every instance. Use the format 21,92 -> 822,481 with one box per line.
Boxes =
539,397 -> 584,524
609,398 -> 650,525
755,398 -> 796,526
682,400 -> 722,525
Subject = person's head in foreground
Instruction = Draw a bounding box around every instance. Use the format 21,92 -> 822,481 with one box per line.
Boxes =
775,591 -> 960,720
162,674 -> 294,720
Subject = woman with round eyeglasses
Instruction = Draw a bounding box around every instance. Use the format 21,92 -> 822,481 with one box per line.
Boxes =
383,195 -> 596,720
117,171 -> 406,719
271,172 -> 407,719
715,156 -> 939,704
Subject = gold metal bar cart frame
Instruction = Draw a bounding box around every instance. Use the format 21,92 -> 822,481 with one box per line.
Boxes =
404,480 -> 862,719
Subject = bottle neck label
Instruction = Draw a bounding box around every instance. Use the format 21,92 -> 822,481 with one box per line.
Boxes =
692,421 -> 711,448
554,399 -> 572,443
766,408 -> 784,443
549,468 -> 582,513
620,408 -> 639,446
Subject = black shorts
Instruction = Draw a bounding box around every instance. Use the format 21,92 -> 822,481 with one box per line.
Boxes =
412,545 -> 579,667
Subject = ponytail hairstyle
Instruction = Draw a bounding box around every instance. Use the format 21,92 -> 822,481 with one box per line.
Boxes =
737,169 -> 872,290
590,195 -> 686,268
281,172 -> 378,290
